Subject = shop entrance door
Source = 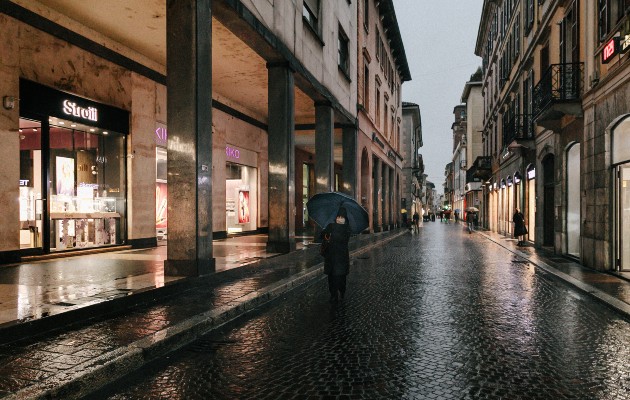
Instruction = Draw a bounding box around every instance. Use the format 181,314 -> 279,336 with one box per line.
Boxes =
617,164 -> 630,271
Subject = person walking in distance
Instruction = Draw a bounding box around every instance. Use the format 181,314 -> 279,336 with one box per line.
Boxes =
513,208 -> 528,246
321,206 -> 351,302
466,211 -> 475,234
412,211 -> 420,233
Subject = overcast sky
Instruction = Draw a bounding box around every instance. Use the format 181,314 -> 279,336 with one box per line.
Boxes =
394,1 -> 483,193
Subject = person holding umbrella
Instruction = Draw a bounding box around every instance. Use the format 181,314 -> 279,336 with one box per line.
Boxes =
306,192 -> 369,302
307,192 -> 369,302
466,208 -> 477,234
321,206 -> 351,302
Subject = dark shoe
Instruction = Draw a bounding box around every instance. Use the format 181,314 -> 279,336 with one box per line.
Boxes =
329,294 -> 337,303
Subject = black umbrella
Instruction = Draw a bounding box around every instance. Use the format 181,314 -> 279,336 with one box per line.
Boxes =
306,192 -> 369,234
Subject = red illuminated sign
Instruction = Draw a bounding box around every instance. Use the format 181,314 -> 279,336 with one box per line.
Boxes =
602,37 -> 619,64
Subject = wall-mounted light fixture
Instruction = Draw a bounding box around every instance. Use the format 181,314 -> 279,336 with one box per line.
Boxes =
3,96 -> 16,110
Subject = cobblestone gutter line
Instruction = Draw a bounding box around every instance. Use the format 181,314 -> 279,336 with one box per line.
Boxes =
6,230 -> 407,400
478,232 -> 630,320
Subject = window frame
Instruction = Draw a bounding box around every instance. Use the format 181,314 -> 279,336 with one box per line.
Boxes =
338,24 -> 351,79
303,0 -> 322,40
363,63 -> 370,111
363,0 -> 369,32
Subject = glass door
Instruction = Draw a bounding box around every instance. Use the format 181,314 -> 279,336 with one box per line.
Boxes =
19,119 -> 44,249
618,164 -> 630,271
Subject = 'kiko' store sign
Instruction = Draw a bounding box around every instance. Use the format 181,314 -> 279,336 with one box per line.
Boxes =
19,79 -> 129,134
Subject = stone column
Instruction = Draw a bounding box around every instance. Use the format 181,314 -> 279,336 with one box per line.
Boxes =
0,42 -> 18,253
266,62 -> 296,253
165,0 -> 214,276
342,126 -> 358,199
314,102 -> 334,194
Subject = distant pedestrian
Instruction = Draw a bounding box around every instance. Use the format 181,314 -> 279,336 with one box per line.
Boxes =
321,206 -> 351,302
454,210 -> 460,223
412,211 -> 420,232
513,208 -> 527,246
401,209 -> 408,227
466,211 -> 475,233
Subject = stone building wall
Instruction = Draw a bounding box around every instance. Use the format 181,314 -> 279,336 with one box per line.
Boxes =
582,77 -> 630,270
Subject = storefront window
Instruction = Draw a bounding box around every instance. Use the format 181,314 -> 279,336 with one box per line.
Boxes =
47,117 -> 125,250
303,163 -> 310,228
226,162 -> 257,234
156,147 -> 167,242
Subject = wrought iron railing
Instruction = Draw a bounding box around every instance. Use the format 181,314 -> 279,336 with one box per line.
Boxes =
503,114 -> 534,145
532,63 -> 584,118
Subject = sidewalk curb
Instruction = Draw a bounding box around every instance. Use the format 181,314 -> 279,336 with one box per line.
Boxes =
478,231 -> 630,320
7,230 -> 407,400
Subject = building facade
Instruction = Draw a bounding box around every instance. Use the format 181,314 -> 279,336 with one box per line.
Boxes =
451,105 -> 467,217
357,0 -> 411,232
475,0 -> 630,273
582,0 -> 630,271
1,0 -> 363,272
462,77 -> 485,224
401,102 -> 423,220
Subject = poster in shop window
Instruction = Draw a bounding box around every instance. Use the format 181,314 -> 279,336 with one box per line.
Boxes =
238,190 -> 250,224
56,156 -> 75,196
156,183 -> 167,229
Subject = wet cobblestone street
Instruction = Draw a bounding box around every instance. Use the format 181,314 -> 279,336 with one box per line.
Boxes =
94,223 -> 630,399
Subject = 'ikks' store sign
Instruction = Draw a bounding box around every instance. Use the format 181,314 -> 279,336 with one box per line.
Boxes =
19,79 -> 129,134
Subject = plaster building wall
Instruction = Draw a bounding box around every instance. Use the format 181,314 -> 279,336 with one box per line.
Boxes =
466,85 -> 484,168
241,0 -> 357,117
356,0 -> 409,231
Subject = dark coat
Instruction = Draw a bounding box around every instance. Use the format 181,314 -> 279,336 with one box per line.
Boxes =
513,212 -> 527,236
321,221 -> 351,276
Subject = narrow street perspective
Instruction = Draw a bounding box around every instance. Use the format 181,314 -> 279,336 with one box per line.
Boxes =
92,223 -> 630,400
2,0 -> 630,398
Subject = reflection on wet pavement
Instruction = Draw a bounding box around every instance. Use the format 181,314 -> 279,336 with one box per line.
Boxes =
0,235 -> 311,327
95,223 -> 630,399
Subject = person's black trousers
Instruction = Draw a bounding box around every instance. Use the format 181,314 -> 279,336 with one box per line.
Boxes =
328,274 -> 347,298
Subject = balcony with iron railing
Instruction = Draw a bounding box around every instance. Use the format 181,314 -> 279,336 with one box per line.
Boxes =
532,63 -> 584,130
503,114 -> 534,146
467,156 -> 492,183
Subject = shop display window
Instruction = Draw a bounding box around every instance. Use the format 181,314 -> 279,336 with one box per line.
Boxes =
48,117 -> 125,250
156,147 -> 167,241
18,116 -> 126,252
226,162 -> 257,234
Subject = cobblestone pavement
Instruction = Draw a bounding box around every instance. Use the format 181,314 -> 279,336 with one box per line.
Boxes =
93,223 -> 630,400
